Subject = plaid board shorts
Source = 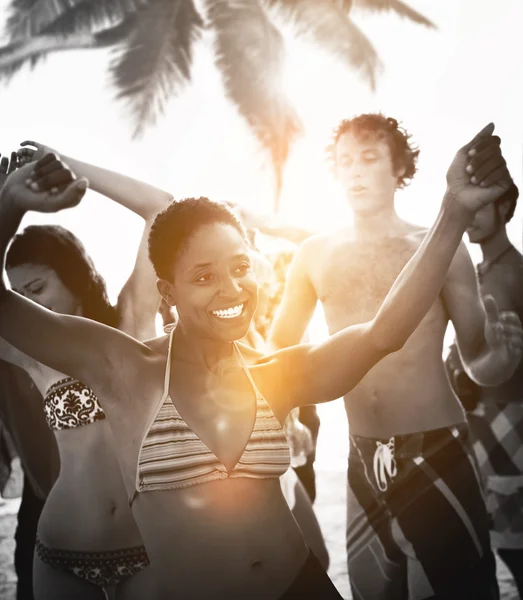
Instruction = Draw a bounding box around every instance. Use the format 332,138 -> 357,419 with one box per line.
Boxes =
467,401 -> 523,549
346,424 -> 499,600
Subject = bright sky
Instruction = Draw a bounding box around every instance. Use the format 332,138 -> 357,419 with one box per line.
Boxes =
0,0 -> 521,302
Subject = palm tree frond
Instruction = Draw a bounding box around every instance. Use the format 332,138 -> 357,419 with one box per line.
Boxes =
352,0 -> 436,28
271,0 -> 381,89
5,0 -> 145,40
110,0 -> 204,137
40,0 -> 140,37
204,0 -> 302,190
0,20 -> 134,81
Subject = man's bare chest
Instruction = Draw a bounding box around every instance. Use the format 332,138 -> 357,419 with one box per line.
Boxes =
311,236 -> 422,322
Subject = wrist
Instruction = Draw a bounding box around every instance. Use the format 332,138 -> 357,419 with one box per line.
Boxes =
0,187 -> 27,219
441,190 -> 473,229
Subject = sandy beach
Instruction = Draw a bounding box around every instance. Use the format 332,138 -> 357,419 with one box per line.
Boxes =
0,400 -> 518,599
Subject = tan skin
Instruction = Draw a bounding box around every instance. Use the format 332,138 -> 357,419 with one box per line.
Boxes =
465,197 -> 523,404
0,127 -> 520,598
0,145 -> 172,599
269,128 -> 523,438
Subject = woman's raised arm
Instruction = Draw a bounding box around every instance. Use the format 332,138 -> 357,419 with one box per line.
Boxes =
18,141 -> 173,339
0,155 -> 144,387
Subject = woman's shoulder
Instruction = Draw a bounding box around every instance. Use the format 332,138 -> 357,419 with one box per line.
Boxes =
235,341 -> 265,365
142,333 -> 170,355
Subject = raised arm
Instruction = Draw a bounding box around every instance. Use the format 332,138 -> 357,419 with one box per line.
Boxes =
266,240 -> 318,351
0,155 -> 143,388
18,141 -> 173,339
262,124 -> 523,409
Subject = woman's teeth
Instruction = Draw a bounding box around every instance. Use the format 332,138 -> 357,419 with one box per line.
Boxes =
212,304 -> 244,319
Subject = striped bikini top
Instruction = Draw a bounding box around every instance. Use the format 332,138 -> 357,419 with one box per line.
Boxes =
129,330 -> 291,505
44,378 -> 105,431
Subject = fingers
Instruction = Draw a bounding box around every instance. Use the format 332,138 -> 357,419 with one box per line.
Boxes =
500,311 -> 523,327
57,178 -> 88,209
7,151 -> 18,174
466,135 -> 501,171
20,140 -> 38,148
468,153 -> 506,186
33,177 -> 88,213
30,169 -> 75,193
463,123 -> 495,153
467,134 -> 500,158
496,311 -> 523,356
26,154 -> 75,194
483,295 -> 500,322
0,156 -> 8,175
477,166 -> 511,189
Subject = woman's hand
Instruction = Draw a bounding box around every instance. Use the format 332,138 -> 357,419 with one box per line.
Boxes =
1,153 -> 87,213
17,140 -> 58,166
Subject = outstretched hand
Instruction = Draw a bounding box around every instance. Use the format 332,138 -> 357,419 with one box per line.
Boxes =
0,153 -> 88,214
0,151 -> 19,190
446,123 -> 512,217
483,294 -> 523,377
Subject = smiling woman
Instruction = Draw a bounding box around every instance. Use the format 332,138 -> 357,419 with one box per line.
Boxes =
0,135 -> 519,599
149,197 -> 257,341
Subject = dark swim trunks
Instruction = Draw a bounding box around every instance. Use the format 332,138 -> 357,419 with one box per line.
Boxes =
346,423 -> 499,599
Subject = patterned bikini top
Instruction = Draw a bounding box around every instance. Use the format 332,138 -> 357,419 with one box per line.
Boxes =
129,330 -> 291,505
44,378 -> 105,431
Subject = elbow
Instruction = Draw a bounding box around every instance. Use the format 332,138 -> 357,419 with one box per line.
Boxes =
368,321 -> 407,356
144,192 -> 174,221
154,192 -> 174,213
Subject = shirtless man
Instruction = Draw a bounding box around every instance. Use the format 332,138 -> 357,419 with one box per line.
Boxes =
461,183 -> 523,598
268,114 -> 522,599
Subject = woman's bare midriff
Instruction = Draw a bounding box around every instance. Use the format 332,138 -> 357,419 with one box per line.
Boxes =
37,420 -> 144,551
133,478 -> 309,599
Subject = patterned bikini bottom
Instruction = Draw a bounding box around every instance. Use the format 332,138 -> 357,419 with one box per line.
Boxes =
35,537 -> 150,591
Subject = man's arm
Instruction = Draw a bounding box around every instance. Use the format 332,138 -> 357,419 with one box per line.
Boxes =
267,239 -> 319,351
443,242 -> 522,386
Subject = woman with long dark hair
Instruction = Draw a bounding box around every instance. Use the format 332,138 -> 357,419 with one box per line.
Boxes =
0,143 -> 171,599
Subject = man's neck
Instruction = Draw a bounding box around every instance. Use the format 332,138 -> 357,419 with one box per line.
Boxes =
479,228 -> 512,264
352,204 -> 405,238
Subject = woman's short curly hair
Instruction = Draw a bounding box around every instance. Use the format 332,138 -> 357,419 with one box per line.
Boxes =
6,225 -> 118,327
326,113 -> 420,189
148,197 -> 247,281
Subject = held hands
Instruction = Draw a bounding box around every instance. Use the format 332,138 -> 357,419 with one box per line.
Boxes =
17,140 -> 57,166
483,295 -> 523,378
446,123 -> 512,218
0,153 -> 87,214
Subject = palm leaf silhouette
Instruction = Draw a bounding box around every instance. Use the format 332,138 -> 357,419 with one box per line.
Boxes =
109,0 -> 204,136
270,0 -> 381,89
351,0 -> 436,28
0,0 -> 436,212
204,0 -> 301,208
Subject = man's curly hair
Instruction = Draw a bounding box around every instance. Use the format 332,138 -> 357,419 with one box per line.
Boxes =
326,113 -> 420,189
148,197 -> 247,281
